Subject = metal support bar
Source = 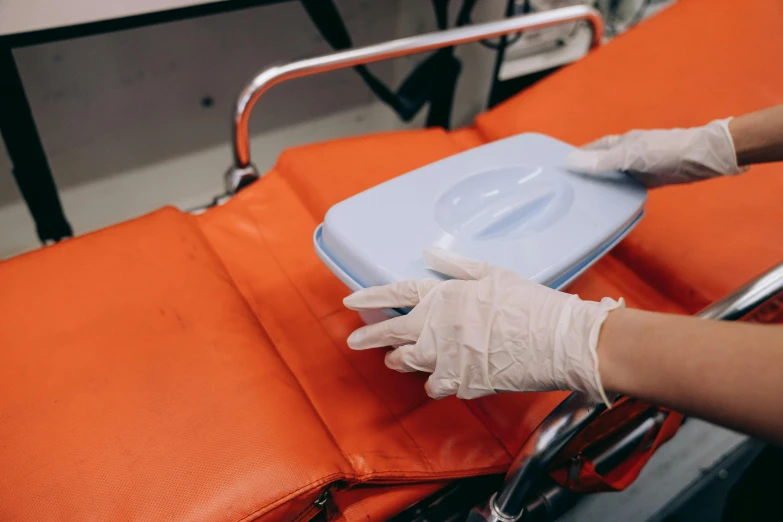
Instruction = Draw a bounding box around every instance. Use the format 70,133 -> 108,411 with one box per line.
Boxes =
492,393 -> 606,520
224,5 -> 604,193
523,409 -> 668,522
696,263 -> 783,321
467,261 -> 783,522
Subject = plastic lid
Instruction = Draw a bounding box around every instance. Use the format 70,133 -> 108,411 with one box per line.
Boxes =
315,133 -> 646,294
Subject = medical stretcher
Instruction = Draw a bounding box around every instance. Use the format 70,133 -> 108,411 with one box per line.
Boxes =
1,1 -> 782,520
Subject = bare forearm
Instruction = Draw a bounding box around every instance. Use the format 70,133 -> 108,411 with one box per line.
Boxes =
598,308 -> 783,443
729,104 -> 783,166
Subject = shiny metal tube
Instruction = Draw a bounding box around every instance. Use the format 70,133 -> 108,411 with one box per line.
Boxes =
591,410 -> 667,474
697,263 -> 783,321
492,393 -> 606,520
463,408 -> 667,522
471,261 -> 783,522
225,5 -> 604,192
523,410 -> 668,521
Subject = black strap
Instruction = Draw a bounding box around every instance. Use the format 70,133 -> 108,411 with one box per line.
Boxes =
300,0 -> 468,129
425,0 -> 459,129
298,0 -> 405,113
432,0 -> 450,29
425,50 -> 461,129
0,44 -> 72,244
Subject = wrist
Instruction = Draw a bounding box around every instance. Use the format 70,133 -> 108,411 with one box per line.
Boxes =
595,307 -> 627,395
702,118 -> 747,175
561,296 -> 624,406
595,307 -> 663,398
728,117 -> 753,167
726,105 -> 783,166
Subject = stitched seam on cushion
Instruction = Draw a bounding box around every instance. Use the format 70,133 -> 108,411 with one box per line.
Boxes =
194,200 -> 357,464
241,168 -> 442,475
184,209 -> 353,522
233,191 -> 438,475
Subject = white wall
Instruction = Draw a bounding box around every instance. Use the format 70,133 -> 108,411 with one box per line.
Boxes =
0,0 -> 504,256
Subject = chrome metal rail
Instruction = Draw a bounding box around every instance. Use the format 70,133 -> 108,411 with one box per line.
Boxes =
224,6 -> 604,193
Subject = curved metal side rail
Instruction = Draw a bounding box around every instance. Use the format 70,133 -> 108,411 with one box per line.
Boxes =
468,261 -> 783,522
224,5 -> 604,193
492,393 -> 606,521
523,408 -> 669,522
697,263 -> 783,321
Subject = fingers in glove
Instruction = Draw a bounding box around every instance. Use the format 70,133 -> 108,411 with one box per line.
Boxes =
564,145 -> 627,175
344,279 -> 440,311
424,376 -> 459,400
564,135 -> 629,175
423,247 -> 491,281
581,134 -> 622,151
347,314 -> 419,350
385,343 -> 435,373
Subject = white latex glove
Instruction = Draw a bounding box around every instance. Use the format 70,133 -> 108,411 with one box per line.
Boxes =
343,248 -> 623,405
565,118 -> 747,187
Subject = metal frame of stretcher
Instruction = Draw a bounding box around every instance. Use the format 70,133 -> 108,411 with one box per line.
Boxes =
213,7 -> 783,521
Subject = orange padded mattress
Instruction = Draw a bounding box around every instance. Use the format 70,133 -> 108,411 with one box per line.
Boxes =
1,0 -> 782,520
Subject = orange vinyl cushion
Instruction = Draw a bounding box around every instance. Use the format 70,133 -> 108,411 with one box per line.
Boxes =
0,209 -> 352,521
0,130 -> 683,521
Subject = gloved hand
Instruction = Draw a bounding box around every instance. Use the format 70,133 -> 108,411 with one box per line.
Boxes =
565,118 -> 747,187
344,247 -> 623,405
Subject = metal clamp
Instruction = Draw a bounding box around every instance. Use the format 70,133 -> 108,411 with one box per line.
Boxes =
224,5 -> 604,194
468,261 -> 783,522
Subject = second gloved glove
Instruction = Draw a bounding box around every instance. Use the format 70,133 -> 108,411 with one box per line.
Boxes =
565,118 -> 747,187
344,247 -> 623,405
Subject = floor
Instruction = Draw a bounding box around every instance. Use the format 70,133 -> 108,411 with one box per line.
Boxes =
657,442 -> 783,522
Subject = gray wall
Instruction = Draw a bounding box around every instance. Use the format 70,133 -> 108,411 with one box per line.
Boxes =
0,0 -> 503,205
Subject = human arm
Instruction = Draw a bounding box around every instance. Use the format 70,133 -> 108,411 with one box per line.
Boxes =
344,248 -> 783,444
564,104 -> 783,186
729,104 -> 783,166
599,308 -> 783,444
